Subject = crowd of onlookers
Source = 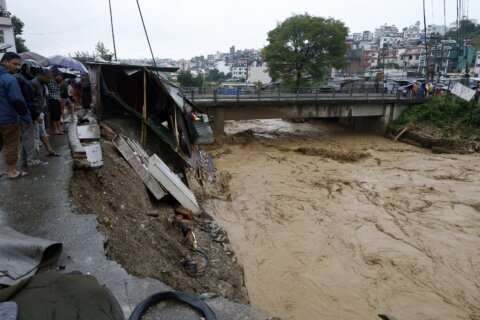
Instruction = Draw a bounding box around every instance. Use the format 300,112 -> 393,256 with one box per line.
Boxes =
0,52 -> 89,180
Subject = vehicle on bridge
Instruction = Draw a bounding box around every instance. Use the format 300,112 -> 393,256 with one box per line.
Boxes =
217,83 -> 257,94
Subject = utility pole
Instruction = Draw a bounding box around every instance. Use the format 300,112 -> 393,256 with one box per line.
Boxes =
423,0 -> 429,80
108,0 -> 117,60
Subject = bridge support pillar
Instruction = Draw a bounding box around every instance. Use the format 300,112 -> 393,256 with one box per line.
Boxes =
351,103 -> 406,134
213,107 -> 225,136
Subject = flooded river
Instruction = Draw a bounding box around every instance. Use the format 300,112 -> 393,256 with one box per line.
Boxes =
201,119 -> 480,320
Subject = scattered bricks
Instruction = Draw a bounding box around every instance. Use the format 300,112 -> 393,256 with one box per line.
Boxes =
146,211 -> 159,217
174,205 -> 194,220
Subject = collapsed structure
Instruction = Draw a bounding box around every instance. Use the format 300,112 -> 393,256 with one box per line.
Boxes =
75,62 -> 215,212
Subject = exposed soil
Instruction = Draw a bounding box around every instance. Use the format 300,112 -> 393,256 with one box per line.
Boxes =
69,140 -> 249,304
386,123 -> 480,154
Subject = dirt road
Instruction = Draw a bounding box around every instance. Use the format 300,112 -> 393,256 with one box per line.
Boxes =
200,119 -> 480,320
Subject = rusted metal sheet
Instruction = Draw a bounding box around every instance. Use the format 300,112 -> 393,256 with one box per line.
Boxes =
114,136 -> 166,200
77,125 -> 101,141
148,154 -> 200,214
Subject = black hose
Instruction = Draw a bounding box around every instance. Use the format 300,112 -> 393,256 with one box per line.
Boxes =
182,248 -> 211,277
128,290 -> 217,320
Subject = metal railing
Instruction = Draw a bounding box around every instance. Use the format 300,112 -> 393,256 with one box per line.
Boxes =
181,86 -> 426,104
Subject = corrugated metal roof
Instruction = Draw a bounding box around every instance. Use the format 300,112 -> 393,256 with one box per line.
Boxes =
86,61 -> 179,72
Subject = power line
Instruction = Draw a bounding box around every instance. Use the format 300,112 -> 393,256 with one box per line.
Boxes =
135,0 -> 158,70
25,10 -> 107,36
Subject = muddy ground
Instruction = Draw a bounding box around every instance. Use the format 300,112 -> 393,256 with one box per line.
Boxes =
386,123 -> 480,154
69,140 -> 249,304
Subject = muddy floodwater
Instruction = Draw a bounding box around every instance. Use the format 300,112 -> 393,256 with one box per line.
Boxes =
202,119 -> 480,320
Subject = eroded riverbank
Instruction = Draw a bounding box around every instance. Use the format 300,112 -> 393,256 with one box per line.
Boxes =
198,119 -> 480,320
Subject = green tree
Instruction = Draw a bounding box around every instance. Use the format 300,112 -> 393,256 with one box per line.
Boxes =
71,42 -> 113,64
95,41 -> 113,60
262,14 -> 348,88
446,19 -> 480,48
177,70 -> 203,88
12,15 -> 29,53
71,50 -> 95,65
205,68 -> 230,83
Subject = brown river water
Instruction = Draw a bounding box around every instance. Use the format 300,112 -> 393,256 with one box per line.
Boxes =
200,119 -> 480,320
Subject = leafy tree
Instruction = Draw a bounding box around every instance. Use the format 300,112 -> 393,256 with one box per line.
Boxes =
262,14 -> 348,88
71,42 -> 113,64
12,15 -> 29,53
177,70 -> 203,88
71,51 -> 95,65
205,68 -> 230,83
95,41 -> 113,61
446,19 -> 480,48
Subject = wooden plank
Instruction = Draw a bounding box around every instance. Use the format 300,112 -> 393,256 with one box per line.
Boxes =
148,154 -> 200,214
77,125 -> 101,141
83,143 -> 103,168
114,136 -> 166,200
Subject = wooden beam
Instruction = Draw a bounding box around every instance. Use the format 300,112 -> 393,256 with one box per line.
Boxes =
114,136 -> 166,200
141,69 -> 147,146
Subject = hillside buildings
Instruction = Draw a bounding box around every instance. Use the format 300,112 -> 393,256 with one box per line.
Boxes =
345,20 -> 478,79
124,18 -> 479,85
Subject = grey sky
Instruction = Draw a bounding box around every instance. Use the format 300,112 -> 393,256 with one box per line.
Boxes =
9,0 -> 480,60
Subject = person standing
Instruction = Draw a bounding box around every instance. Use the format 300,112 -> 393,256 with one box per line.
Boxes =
80,73 -> 91,109
46,66 -> 63,135
0,52 -> 32,179
14,60 -> 47,167
30,68 -> 60,157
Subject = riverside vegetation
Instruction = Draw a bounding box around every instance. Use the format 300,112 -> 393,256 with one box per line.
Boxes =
389,96 -> 480,153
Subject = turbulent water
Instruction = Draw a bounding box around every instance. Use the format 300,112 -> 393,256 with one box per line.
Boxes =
202,119 -> 480,320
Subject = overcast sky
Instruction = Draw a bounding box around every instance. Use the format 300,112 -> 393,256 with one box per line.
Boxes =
8,0 -> 480,60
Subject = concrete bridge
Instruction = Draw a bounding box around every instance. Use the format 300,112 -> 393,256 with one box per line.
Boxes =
186,89 -> 425,135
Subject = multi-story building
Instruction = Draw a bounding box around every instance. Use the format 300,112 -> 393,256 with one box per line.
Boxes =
361,49 -> 379,69
375,24 -> 402,39
0,0 -> 16,53
231,64 -> 247,80
352,33 -> 362,42
399,47 -> 422,70
419,40 -> 477,76
402,21 -> 422,45
362,31 -> 373,41
248,64 -> 271,85
427,24 -> 446,36
346,48 -> 363,75
379,36 -> 403,48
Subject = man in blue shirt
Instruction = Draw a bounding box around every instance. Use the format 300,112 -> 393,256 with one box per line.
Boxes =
0,52 -> 32,179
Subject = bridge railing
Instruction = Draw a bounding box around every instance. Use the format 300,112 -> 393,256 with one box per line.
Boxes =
181,86 -> 425,103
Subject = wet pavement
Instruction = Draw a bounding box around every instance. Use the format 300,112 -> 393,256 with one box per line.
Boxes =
0,131 -> 270,319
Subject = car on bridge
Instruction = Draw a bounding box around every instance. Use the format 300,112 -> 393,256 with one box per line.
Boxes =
217,83 -> 257,94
